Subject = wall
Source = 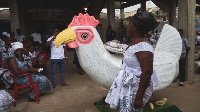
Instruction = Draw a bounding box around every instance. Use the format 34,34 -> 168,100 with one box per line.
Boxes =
100,12 -> 121,43
0,9 -> 10,33
0,9 -> 10,20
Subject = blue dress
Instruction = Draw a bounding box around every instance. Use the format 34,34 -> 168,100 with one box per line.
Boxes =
10,56 -> 53,98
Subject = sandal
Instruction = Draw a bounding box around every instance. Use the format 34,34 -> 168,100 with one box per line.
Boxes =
61,83 -> 69,86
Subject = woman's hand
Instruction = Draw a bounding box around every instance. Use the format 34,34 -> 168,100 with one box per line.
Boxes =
134,97 -> 143,109
30,68 -> 39,74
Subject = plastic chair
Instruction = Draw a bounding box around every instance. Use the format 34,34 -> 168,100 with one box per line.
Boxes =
0,59 -> 40,107
10,71 -> 40,107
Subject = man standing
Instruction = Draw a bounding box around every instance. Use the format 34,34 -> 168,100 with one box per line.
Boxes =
196,31 -> 200,46
46,27 -> 68,88
31,29 -> 42,44
14,29 -> 25,43
178,29 -> 190,86
106,25 -> 116,42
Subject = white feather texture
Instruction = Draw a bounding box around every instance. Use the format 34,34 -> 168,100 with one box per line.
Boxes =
74,26 -> 122,88
74,24 -> 182,91
153,24 -> 182,90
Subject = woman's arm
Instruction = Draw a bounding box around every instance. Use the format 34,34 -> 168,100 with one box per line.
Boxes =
9,57 -> 38,76
134,51 -> 153,109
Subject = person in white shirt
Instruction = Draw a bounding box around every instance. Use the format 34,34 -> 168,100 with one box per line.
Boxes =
0,90 -> 14,112
46,27 -> 68,88
28,44 -> 37,67
31,29 -> 42,44
29,45 -> 37,59
2,32 -> 10,38
196,31 -> 200,46
14,29 -> 25,43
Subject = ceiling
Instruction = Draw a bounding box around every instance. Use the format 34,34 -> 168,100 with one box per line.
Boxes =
22,0 -> 91,8
0,0 -> 139,8
0,0 -> 8,7
1,0 -> 200,9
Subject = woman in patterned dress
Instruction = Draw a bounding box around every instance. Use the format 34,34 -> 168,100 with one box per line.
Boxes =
8,42 -> 53,101
105,8 -> 159,112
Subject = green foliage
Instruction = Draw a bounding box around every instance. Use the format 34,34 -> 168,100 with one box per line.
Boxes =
95,97 -> 181,112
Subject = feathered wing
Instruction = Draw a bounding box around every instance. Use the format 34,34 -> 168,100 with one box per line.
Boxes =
153,24 -> 182,91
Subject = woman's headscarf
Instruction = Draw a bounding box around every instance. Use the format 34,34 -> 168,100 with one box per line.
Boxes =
11,42 -> 23,52
132,8 -> 159,36
2,32 -> 10,38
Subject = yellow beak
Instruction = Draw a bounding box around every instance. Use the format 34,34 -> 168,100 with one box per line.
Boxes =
55,28 -> 76,48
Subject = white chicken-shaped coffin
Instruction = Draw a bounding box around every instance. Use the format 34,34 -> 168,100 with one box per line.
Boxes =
55,13 -> 182,91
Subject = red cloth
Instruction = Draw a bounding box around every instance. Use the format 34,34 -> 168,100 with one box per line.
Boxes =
23,40 -> 29,48
5,38 -> 17,47
6,38 -> 17,42
37,53 -> 48,65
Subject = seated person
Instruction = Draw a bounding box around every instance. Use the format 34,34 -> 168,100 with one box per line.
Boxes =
23,48 -> 32,67
6,41 -> 14,58
36,46 -> 48,76
0,90 -> 14,111
8,42 -> 53,101
28,44 -> 37,67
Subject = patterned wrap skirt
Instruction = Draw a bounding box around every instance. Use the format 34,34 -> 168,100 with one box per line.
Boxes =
0,90 -> 14,112
15,74 -> 53,98
105,69 -> 153,112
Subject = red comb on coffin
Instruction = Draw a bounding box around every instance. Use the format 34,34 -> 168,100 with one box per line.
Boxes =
68,13 -> 100,28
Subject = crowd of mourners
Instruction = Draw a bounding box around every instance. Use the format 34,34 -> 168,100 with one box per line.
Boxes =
0,28 -> 53,111
106,22 -> 160,49
0,27 -> 71,87
0,29 -> 50,79
0,29 -> 47,62
0,27 -> 82,111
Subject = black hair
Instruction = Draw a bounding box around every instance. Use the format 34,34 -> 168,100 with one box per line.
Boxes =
132,8 -> 159,37
178,29 -> 183,34
53,26 -> 60,31
38,45 -> 44,49
28,44 -> 34,49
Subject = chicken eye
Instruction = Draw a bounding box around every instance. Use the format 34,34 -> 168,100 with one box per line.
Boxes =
81,33 -> 88,40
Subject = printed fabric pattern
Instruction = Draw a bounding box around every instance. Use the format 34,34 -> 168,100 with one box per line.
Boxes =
105,42 -> 157,112
11,56 -> 53,98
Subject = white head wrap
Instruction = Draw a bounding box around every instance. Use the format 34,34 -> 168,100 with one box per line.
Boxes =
2,32 -> 10,38
11,42 -> 23,51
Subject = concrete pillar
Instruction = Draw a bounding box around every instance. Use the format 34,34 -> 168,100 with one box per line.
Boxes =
120,8 -> 124,20
178,0 -> 196,84
169,0 -> 177,28
141,0 -> 146,11
9,0 -> 20,33
17,0 -> 25,34
107,0 -> 115,27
